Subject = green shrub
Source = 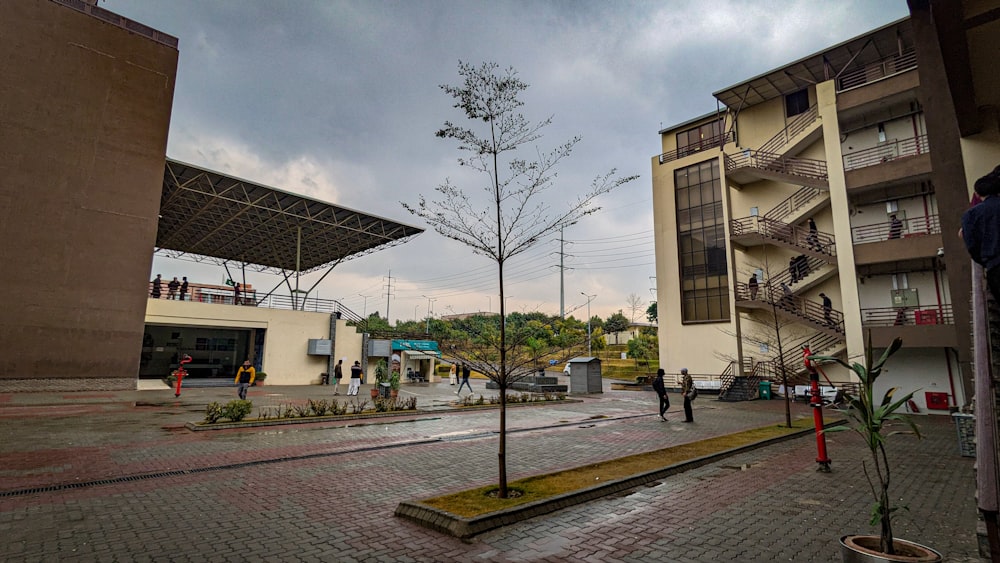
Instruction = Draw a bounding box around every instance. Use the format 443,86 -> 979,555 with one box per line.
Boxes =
223,399 -> 253,422
308,399 -> 330,416
204,402 -> 225,423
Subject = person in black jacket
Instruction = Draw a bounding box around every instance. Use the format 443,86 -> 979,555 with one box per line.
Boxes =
652,368 -> 670,421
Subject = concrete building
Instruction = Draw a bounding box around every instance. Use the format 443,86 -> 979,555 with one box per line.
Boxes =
1,0 -> 178,391
651,13 -> 994,413
1,1 -> 423,391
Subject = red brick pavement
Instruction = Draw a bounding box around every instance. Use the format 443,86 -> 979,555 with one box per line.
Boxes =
0,383 -> 985,561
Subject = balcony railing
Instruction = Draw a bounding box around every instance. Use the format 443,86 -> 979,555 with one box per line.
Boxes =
724,150 -> 828,180
148,285 -> 365,323
734,282 -> 845,334
851,215 -> 941,244
842,135 -> 929,172
837,48 -> 917,91
861,304 -> 953,327
658,132 -> 733,165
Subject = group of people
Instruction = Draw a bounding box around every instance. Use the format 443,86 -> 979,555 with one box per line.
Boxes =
651,367 -> 695,423
328,358 -> 364,396
150,274 -> 188,300
788,254 -> 810,283
449,362 -> 473,395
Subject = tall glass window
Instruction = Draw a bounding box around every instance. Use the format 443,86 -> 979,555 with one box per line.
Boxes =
675,160 -> 730,322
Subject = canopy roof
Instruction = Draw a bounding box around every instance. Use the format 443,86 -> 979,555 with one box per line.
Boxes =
713,17 -> 913,110
155,159 -> 423,274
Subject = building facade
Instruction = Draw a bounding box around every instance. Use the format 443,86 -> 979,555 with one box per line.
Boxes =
0,0 -> 178,391
651,16 -> 993,412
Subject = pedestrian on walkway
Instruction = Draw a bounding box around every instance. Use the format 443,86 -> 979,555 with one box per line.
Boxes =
151,274 -> 162,299
332,358 -> 343,395
819,292 -> 833,326
449,363 -> 457,385
179,277 -> 189,301
234,360 -> 255,400
348,360 -> 362,396
748,273 -> 759,300
680,368 -> 694,423
456,363 -> 473,395
652,368 -> 670,421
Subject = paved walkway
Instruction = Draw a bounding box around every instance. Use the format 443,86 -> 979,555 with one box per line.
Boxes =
0,379 -> 984,561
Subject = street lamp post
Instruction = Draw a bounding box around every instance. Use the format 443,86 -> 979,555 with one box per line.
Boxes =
359,294 -> 370,318
422,295 -> 437,335
580,292 -> 596,356
413,304 -> 419,321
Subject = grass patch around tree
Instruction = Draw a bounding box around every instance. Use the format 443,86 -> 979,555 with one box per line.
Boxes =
420,419 -> 817,518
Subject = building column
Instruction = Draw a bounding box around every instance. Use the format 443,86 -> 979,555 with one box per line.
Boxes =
817,80 -> 865,365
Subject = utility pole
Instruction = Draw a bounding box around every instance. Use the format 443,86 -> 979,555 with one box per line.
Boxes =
560,226 -> 565,319
383,270 -> 394,321
359,294 -> 370,318
580,292 -> 596,356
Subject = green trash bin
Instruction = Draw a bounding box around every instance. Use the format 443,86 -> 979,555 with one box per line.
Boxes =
758,380 -> 772,400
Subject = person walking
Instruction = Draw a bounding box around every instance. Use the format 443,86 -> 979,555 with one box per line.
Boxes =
807,217 -> 820,252
167,277 -> 180,300
652,368 -> 670,421
748,273 -> 759,300
456,363 -> 473,395
234,360 -> 255,400
819,292 -> 833,326
449,362 -> 458,385
233,283 -> 242,306
179,277 -> 189,301
150,274 -> 162,299
788,257 -> 798,283
332,358 -> 344,395
962,166 -> 1000,301
347,361 -> 363,396
680,368 -> 694,423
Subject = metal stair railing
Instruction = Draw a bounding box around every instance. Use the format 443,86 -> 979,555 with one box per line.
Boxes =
724,149 -> 828,181
764,284 -> 846,334
763,185 -> 826,224
758,105 -> 819,156
729,216 -> 836,257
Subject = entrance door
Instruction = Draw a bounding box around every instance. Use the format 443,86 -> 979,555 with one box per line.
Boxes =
140,325 -> 253,379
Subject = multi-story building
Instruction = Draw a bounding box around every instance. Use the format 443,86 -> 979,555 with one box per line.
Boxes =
651,16 -> 989,412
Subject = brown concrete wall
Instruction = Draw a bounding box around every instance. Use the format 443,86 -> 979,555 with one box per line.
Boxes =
845,153 -> 932,192
837,69 -> 920,112
852,233 -> 943,265
0,1 -> 177,389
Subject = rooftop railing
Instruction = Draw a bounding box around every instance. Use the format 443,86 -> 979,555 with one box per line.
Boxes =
657,132 -> 733,165
52,0 -> 179,48
837,48 -> 917,92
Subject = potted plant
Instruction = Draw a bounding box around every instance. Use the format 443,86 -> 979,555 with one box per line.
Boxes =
389,370 -> 401,398
811,337 -> 941,562
372,360 -> 387,399
254,372 -> 267,386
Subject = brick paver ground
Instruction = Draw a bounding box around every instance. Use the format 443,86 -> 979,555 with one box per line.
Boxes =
0,379 -> 985,561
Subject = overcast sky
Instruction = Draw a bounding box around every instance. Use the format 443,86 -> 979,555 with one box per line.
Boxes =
110,0 -> 909,322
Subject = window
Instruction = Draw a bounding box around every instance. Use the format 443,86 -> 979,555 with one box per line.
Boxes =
675,160 -> 730,322
676,120 -> 725,157
785,89 -> 809,118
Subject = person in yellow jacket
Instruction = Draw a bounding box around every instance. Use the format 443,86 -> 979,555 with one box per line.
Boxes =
235,360 -> 256,400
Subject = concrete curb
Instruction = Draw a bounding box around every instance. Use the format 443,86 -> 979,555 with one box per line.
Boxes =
395,421 -> 845,539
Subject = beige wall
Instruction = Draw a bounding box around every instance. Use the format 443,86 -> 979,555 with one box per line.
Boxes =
146,300 -> 365,385
0,1 -> 177,390
651,153 -> 739,377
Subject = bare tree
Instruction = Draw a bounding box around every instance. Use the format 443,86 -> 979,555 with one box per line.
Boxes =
402,61 -> 637,498
626,292 -> 644,323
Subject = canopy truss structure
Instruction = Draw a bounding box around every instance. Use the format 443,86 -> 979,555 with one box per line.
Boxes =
713,17 -> 914,110
155,159 -> 423,274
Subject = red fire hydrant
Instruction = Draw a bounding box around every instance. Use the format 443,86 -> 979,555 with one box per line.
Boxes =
803,346 -> 831,472
173,355 -> 193,398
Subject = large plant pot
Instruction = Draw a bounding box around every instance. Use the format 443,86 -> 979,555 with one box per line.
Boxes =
840,535 -> 941,562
